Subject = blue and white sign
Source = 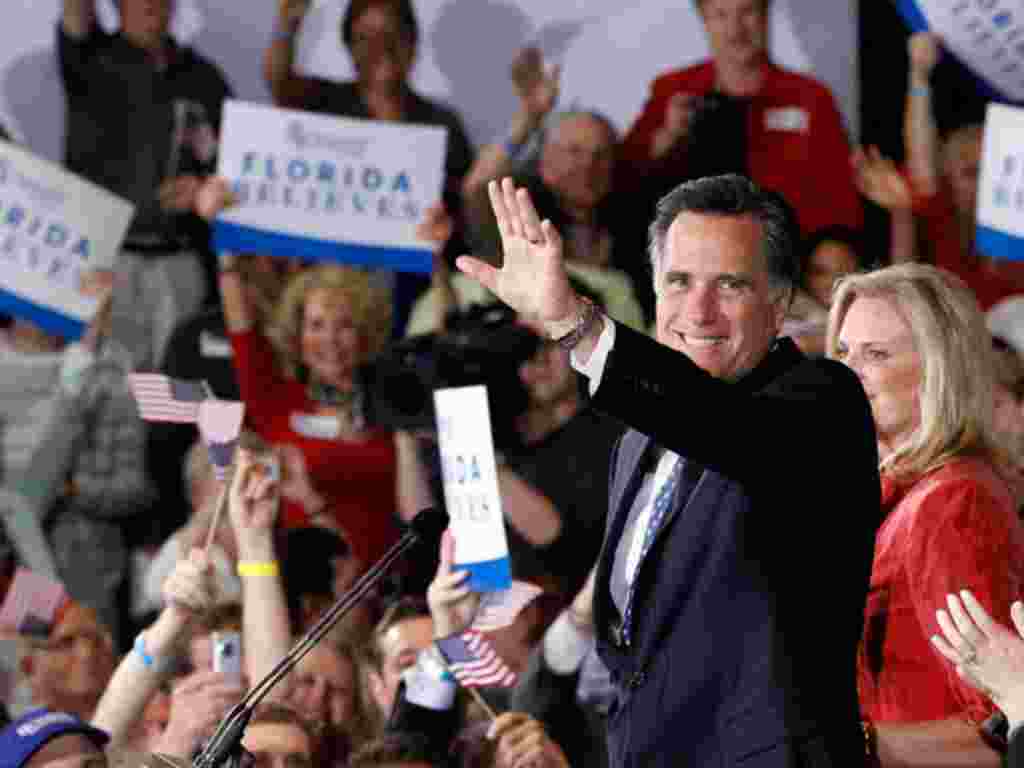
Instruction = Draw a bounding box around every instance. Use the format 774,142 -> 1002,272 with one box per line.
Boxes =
977,102 -> 1024,261
0,140 -> 134,339
434,385 -> 511,592
895,0 -> 1024,102
212,100 -> 447,273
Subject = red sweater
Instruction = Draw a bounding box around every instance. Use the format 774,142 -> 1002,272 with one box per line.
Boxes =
858,457 -> 1024,724
620,60 -> 862,236
230,329 -> 399,566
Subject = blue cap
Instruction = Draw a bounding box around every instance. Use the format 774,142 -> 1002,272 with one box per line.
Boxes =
0,708 -> 109,767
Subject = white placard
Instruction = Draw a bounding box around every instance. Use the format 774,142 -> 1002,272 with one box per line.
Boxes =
898,0 -> 1024,102
433,385 -> 511,591
0,140 -> 134,339
977,102 -> 1024,262
213,99 -> 446,273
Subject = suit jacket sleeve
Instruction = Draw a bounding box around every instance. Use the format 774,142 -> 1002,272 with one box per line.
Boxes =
590,321 -> 876,486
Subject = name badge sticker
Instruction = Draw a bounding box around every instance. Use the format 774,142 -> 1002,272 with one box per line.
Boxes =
764,107 -> 809,133
290,412 -> 341,440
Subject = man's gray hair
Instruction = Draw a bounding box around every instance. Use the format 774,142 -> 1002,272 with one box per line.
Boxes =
647,174 -> 801,294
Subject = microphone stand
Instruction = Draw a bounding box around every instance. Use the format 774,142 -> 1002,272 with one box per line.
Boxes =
193,513 -> 440,768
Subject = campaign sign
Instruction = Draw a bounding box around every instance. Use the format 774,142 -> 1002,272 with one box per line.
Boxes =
0,140 -> 134,339
895,0 -> 1024,102
213,100 -> 446,273
977,102 -> 1024,261
433,385 -> 511,591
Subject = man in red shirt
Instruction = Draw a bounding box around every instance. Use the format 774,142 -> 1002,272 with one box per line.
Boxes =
619,0 -> 862,236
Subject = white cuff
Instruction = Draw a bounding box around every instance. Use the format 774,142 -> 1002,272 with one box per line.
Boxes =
403,648 -> 457,711
542,611 -> 594,675
570,317 -> 615,396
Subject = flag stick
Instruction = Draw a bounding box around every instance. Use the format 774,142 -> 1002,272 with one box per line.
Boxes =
434,653 -> 499,721
203,460 -> 235,554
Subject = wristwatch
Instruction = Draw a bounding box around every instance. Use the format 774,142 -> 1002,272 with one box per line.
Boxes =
552,296 -> 602,351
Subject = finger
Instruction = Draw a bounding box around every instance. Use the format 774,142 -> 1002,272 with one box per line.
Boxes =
433,582 -> 473,606
188,547 -> 212,573
502,177 -> 526,240
487,712 -> 531,741
930,633 -> 965,665
435,527 -> 454,577
935,607 -> 972,657
455,255 -> 500,293
501,720 -> 542,750
516,187 -> 544,243
1012,601 -> 1024,639
959,590 -> 999,640
947,593 -> 985,646
540,220 -> 562,252
489,180 -> 514,239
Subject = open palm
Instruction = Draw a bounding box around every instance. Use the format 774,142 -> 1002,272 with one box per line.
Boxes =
852,146 -> 912,211
456,178 -> 576,324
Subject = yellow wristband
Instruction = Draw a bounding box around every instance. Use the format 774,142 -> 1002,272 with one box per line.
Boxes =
237,560 -> 280,577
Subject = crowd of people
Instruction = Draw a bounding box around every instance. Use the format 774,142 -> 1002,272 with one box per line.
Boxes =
4,0 -> 1024,767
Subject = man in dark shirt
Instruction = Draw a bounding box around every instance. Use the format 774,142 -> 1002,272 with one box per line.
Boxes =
58,0 -> 233,369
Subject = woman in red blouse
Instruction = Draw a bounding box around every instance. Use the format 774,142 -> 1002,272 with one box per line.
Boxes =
827,263 -> 1024,766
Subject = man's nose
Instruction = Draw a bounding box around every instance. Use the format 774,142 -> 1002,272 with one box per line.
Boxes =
686,285 -> 718,325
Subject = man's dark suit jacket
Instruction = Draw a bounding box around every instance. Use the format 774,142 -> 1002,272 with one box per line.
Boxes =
592,324 -> 880,768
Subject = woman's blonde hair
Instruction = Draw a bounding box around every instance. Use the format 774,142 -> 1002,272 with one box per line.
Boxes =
265,264 -> 392,381
826,262 -> 1006,479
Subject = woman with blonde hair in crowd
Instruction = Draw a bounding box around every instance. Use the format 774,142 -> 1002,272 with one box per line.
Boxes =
826,262 -> 1024,766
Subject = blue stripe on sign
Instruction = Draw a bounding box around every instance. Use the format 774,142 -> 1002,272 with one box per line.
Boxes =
977,224 -> 1024,262
891,0 -> 1010,103
455,555 -> 512,592
213,220 -> 433,274
0,289 -> 86,340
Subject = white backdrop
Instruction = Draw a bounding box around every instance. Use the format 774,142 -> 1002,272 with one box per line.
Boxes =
0,0 -> 857,163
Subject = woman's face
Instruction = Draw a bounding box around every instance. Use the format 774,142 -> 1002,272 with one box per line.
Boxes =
835,296 -> 923,457
348,4 -> 415,91
805,240 -> 859,309
300,287 -> 362,390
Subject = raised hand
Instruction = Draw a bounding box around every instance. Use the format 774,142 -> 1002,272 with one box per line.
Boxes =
158,174 -> 203,213
228,448 -> 279,558
908,32 -> 941,80
154,670 -> 245,759
278,0 -> 312,34
79,269 -> 115,353
416,202 -> 454,251
651,92 -> 697,160
162,547 -> 215,620
488,712 -> 570,768
456,178 -> 577,325
931,591 -> 1024,727
511,47 -> 560,124
851,146 -> 913,211
426,529 -> 480,639
195,177 -> 234,220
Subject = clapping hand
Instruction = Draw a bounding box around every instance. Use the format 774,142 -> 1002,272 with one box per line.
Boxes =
931,590 -> 1024,728
456,178 -> 577,326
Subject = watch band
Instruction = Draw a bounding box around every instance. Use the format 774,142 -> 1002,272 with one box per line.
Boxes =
553,297 -> 601,351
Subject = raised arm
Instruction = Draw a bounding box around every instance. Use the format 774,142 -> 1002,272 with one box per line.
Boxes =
229,448 -> 293,702
61,0 -> 96,39
197,178 -> 256,332
904,32 -> 942,197
92,548 -> 215,748
461,47 -> 559,202
264,0 -> 318,108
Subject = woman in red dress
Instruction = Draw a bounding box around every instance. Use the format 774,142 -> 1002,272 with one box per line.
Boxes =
827,263 -> 1024,766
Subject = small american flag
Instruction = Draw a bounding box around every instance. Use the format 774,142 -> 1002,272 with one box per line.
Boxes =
198,400 -> 245,481
471,581 -> 543,632
435,630 -> 516,688
0,568 -> 67,636
128,374 -> 206,423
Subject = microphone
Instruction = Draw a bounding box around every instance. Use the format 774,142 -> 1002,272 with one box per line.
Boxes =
192,507 -> 447,768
